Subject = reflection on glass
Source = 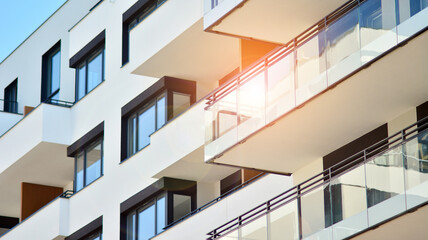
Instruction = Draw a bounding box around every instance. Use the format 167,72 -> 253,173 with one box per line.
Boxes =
359,0 -> 398,63
172,92 -> 191,118
128,116 -> 137,156
50,50 -> 61,95
365,147 -> 405,226
329,165 -> 368,239
238,71 -> 265,140
405,134 -> 428,209
85,141 -> 102,185
75,153 -> 84,192
157,95 -> 166,129
269,200 -> 299,240
301,183 -> 331,239
296,30 -> 327,105
241,215 -> 267,240
88,51 -> 103,92
327,7 -> 361,85
173,194 -> 191,221
77,65 -> 86,100
266,53 -> 295,123
156,196 -> 166,234
138,203 -> 155,240
138,104 -> 156,150
127,212 -> 136,240
397,0 -> 428,41
204,89 -> 238,160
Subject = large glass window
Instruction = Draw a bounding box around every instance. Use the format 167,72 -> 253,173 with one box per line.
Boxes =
76,48 -> 105,101
74,139 -> 103,192
127,94 -> 166,157
42,42 -> 61,103
126,195 -> 166,240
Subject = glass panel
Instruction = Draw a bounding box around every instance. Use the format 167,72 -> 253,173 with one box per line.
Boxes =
238,70 -> 266,141
127,212 -> 136,240
156,196 -> 166,234
359,0 -> 398,64
219,229 -> 239,240
296,30 -> 327,105
77,65 -> 86,100
87,50 -> 103,92
404,133 -> 428,209
85,141 -> 102,185
326,7 -> 361,85
50,50 -> 61,95
173,194 -> 191,221
204,90 -> 238,160
75,153 -> 84,192
241,214 -> 267,240
396,0 -> 428,42
330,164 -> 368,239
138,203 -> 155,240
266,52 -> 295,124
269,200 -> 299,240
301,183 -> 332,239
128,116 -> 137,157
172,92 -> 190,118
365,146 -> 406,226
138,104 -> 156,150
156,95 -> 166,129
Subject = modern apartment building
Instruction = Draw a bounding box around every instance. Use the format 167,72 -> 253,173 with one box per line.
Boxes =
0,0 -> 427,239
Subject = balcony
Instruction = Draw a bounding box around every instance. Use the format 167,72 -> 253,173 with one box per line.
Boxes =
207,118 -> 428,239
203,0 -> 348,44
204,0 -> 428,173
0,103 -> 73,220
0,196 -> 69,240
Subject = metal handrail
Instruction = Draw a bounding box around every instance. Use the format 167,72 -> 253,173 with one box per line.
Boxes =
59,190 -> 74,199
206,116 -> 428,239
0,99 -> 19,113
163,172 -> 265,230
204,0 -> 367,110
43,99 -> 74,108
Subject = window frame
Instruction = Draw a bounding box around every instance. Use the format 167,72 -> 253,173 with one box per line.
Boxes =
41,41 -> 61,103
120,76 -> 196,161
4,79 -> 18,113
127,92 -> 167,156
122,0 -> 168,65
126,193 -> 167,240
119,178 -> 197,240
75,46 -> 105,101
74,138 -> 104,192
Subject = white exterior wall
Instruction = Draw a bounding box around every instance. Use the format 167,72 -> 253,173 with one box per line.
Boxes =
0,0 -> 426,239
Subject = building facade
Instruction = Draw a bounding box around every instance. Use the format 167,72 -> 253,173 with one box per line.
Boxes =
0,0 -> 427,239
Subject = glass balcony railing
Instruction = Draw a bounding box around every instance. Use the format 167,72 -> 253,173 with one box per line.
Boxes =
204,0 -> 428,162
0,99 -> 19,114
207,117 -> 428,240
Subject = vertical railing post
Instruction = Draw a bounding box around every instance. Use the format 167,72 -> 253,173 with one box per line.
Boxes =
401,134 -> 408,210
297,185 -> 303,240
363,149 -> 370,227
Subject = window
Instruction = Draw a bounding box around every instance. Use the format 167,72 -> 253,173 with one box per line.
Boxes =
3,79 -> 17,113
75,139 -> 103,192
122,0 -> 168,65
120,177 -> 196,240
127,93 -> 166,156
121,76 -> 195,160
76,48 -> 105,100
41,41 -> 61,102
126,194 -> 166,240
67,122 -> 104,193
85,231 -> 102,240
70,30 -> 105,101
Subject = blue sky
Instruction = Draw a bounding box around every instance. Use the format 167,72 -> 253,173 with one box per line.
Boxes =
0,0 -> 67,62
